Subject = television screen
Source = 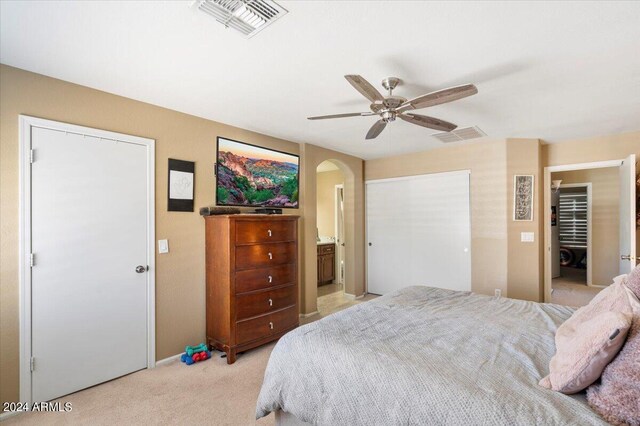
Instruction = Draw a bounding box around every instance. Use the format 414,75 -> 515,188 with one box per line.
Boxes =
216,137 -> 299,208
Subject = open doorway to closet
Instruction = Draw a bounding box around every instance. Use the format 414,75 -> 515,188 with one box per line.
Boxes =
316,160 -> 346,310
544,156 -> 637,307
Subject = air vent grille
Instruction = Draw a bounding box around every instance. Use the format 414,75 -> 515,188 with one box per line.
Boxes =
195,0 -> 288,38
432,126 -> 486,143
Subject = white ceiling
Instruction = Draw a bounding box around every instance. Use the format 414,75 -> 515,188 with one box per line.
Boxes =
1,1 -> 639,160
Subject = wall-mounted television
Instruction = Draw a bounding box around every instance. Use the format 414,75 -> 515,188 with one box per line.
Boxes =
216,137 -> 299,208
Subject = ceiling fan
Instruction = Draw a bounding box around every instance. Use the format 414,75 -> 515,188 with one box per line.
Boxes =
308,75 -> 478,140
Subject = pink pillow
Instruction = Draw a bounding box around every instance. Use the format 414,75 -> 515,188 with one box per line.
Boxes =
539,310 -> 631,394
587,266 -> 640,425
540,279 -> 634,394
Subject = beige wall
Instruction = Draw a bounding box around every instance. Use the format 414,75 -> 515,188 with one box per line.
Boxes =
553,168 -> 620,285
316,169 -> 344,239
0,65 -> 364,404
506,139 -> 543,301
365,139 -> 510,297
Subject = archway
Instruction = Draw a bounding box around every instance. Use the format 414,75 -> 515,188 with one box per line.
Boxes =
300,144 -> 366,316
315,160 -> 347,310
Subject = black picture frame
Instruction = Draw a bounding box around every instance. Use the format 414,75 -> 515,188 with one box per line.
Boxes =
168,158 -> 195,212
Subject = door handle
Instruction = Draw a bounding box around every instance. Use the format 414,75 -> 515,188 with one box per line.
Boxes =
135,265 -> 147,273
620,255 -> 640,261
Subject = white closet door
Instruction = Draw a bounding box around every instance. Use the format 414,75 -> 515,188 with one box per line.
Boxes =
366,171 -> 471,295
31,127 -> 149,402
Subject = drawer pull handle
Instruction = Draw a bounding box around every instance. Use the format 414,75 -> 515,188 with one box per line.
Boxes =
268,298 -> 273,306
268,252 -> 273,260
269,321 -> 274,330
268,275 -> 273,283
268,229 -> 272,237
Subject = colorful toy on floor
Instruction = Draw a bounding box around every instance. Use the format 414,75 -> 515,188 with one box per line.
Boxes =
185,343 -> 208,356
180,347 -> 211,366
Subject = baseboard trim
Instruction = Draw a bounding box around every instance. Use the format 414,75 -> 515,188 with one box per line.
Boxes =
0,410 -> 21,421
299,310 -> 319,318
344,292 -> 366,300
156,353 -> 182,366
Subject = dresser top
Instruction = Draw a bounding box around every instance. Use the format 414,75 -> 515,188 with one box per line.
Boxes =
203,214 -> 299,221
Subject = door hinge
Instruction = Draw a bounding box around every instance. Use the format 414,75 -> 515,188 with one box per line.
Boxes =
29,253 -> 35,267
30,149 -> 35,164
30,357 -> 35,372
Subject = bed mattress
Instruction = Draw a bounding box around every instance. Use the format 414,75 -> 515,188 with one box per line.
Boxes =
256,286 -> 607,425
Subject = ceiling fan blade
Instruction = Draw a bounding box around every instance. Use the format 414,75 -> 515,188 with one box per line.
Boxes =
399,113 -> 457,132
308,112 -> 376,120
397,84 -> 478,113
365,120 -> 387,140
345,75 -> 385,103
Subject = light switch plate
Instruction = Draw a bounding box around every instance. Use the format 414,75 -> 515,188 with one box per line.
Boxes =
158,239 -> 169,254
521,232 -> 535,243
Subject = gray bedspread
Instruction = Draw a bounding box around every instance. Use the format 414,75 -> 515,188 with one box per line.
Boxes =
256,286 -> 608,425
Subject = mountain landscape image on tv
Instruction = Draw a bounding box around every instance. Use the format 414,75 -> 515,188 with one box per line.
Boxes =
216,137 -> 299,208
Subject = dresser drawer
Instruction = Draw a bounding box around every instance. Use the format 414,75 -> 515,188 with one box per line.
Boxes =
271,305 -> 298,334
235,285 -> 296,320
317,243 -> 335,254
235,242 -> 296,270
235,264 -> 296,294
235,306 -> 299,345
236,220 -> 296,245
236,314 -> 272,345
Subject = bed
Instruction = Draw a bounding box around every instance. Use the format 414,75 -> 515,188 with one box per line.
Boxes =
255,286 -> 608,425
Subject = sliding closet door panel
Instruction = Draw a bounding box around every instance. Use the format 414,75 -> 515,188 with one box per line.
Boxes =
367,171 -> 471,295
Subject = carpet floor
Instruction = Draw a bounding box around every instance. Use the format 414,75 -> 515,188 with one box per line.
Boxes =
551,281 -> 603,307
5,292 -> 376,426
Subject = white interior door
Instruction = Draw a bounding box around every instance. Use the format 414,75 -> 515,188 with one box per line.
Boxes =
619,154 -> 637,273
366,171 -> 471,295
31,126 -> 150,402
335,185 -> 345,285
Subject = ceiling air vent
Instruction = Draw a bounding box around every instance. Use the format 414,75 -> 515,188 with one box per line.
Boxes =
194,0 -> 288,38
432,126 -> 486,143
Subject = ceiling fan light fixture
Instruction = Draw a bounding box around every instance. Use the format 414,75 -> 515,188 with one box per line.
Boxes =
308,75 -> 480,141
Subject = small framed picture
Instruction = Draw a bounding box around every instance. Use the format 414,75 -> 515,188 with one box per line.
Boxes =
513,175 -> 534,221
168,159 -> 195,212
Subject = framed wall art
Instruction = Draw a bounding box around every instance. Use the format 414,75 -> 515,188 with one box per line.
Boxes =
513,175 -> 534,221
168,158 -> 195,212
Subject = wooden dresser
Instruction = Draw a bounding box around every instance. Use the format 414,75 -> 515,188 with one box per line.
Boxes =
204,214 -> 299,364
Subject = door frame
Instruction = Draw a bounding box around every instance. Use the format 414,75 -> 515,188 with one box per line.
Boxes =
555,182 -> 594,287
543,159 -> 623,302
334,184 -> 344,286
18,115 -> 156,403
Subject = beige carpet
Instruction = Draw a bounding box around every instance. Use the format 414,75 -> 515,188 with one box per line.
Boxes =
551,281 -> 602,307
6,292 -> 377,425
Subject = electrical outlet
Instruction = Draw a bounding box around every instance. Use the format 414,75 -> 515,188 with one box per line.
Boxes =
495,289 -> 502,298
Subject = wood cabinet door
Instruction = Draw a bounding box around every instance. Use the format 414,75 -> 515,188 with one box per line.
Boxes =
318,254 -> 335,283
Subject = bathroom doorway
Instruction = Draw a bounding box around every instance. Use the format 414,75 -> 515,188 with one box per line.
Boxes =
316,160 -> 346,308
